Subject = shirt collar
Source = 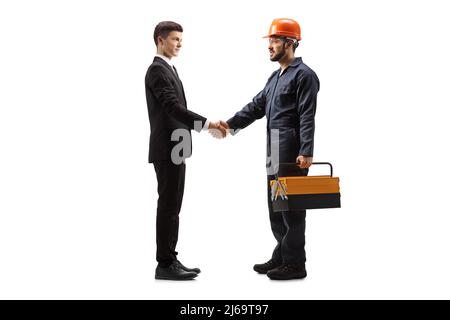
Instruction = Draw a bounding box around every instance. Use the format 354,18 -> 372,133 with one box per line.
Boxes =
279,57 -> 303,75
155,54 -> 173,67
290,57 -> 303,67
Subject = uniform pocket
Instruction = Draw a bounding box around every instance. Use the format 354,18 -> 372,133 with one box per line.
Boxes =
278,86 -> 296,105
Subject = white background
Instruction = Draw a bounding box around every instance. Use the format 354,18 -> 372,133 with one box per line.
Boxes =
1,0 -> 450,299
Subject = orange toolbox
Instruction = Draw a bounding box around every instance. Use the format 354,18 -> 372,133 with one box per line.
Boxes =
271,162 -> 341,211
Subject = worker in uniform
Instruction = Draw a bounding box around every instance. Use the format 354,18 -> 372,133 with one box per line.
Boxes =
225,18 -> 320,280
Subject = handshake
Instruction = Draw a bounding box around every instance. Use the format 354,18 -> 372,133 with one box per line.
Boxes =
207,120 -> 230,139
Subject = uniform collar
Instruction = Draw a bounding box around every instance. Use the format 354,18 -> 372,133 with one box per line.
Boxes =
288,57 -> 303,67
279,57 -> 302,75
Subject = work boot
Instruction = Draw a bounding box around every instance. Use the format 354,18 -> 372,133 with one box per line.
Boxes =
267,263 -> 307,280
253,258 -> 282,274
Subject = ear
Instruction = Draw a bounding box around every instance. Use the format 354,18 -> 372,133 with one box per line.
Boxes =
285,40 -> 297,52
284,41 -> 293,51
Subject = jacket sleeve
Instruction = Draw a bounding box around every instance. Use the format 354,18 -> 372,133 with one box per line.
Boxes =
147,65 -> 207,132
297,72 -> 320,157
226,89 -> 266,134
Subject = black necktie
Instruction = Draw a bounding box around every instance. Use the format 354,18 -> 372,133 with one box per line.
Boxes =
172,65 -> 186,103
172,65 -> 180,80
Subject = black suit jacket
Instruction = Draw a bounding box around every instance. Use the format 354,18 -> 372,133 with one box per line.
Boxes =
145,57 -> 207,163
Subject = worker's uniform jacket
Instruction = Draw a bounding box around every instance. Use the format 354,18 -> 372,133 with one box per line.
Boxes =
227,57 -> 320,174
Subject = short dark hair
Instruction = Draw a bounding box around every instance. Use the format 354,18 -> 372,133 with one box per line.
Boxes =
153,21 -> 183,46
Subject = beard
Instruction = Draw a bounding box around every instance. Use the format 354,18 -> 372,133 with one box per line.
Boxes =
270,46 -> 286,62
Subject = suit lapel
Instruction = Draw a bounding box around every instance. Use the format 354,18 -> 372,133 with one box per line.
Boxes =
153,57 -> 186,106
172,66 -> 187,105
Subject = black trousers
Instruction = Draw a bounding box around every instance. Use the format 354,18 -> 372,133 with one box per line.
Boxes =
267,171 -> 307,266
153,161 -> 185,267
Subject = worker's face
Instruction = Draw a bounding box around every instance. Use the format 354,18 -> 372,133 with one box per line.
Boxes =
268,37 -> 288,61
158,31 -> 182,58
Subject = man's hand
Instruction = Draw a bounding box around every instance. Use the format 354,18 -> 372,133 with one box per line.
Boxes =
219,120 -> 229,130
208,120 -> 229,139
296,155 -> 313,169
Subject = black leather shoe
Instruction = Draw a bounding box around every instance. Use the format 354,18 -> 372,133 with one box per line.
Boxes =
267,263 -> 307,280
253,258 -> 282,274
175,260 -> 201,274
155,262 -> 198,280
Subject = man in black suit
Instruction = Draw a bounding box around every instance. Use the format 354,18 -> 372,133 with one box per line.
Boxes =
145,21 -> 226,280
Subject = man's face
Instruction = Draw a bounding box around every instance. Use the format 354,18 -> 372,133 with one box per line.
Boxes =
268,37 -> 287,62
159,31 -> 182,58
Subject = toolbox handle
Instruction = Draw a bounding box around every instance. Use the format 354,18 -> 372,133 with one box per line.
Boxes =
279,162 -> 334,177
310,162 -> 333,177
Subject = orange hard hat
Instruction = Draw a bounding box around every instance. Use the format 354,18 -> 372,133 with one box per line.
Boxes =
263,18 -> 301,41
